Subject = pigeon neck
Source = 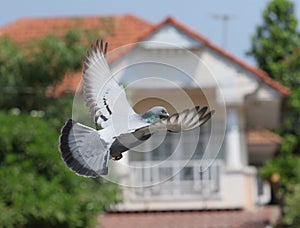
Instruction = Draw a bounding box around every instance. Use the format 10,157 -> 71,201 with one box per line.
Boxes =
141,112 -> 158,123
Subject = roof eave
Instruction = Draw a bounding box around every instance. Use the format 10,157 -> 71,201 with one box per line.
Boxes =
135,16 -> 290,97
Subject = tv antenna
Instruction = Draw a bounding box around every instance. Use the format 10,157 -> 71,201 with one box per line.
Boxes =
211,14 -> 234,49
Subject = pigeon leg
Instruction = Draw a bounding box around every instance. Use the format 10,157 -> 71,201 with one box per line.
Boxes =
114,154 -> 123,160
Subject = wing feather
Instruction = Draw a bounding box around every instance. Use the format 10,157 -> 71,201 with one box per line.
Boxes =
114,106 -> 214,150
82,40 -> 135,129
58,119 -> 111,177
161,106 -> 214,132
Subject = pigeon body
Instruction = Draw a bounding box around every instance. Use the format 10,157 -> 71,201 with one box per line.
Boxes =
59,40 -> 214,177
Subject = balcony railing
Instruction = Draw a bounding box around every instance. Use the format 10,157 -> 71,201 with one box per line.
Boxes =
128,159 -> 224,201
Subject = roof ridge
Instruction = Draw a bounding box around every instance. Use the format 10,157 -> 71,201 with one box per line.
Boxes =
0,14 -> 289,96
138,16 -> 289,96
0,13 -> 144,28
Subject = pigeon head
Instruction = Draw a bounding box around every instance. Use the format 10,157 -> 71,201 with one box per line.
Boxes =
141,106 -> 169,123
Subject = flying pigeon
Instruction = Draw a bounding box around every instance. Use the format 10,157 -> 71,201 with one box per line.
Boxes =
59,40 -> 214,177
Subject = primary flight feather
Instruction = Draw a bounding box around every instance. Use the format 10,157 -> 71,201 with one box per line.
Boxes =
59,40 -> 214,177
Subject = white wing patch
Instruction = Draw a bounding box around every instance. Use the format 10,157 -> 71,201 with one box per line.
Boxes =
82,40 -> 136,129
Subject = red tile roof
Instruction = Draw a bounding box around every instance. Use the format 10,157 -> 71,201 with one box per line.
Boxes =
99,207 -> 278,228
0,14 -> 154,97
0,14 -> 289,97
46,72 -> 82,97
0,14 -> 154,50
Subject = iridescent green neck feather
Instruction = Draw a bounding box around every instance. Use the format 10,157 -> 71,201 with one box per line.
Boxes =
141,112 -> 159,123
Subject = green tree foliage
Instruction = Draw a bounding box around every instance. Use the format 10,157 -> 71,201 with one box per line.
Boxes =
247,0 -> 300,136
284,184 -> 300,225
247,0 -> 299,83
248,0 -> 300,226
0,27 -> 121,227
0,37 -> 26,110
0,113 -> 120,227
0,29 -> 85,112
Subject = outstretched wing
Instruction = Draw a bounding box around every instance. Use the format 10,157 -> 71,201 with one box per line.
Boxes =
59,119 -> 111,177
136,106 -> 214,134
110,106 -> 214,156
110,123 -> 162,157
82,40 -> 135,129
162,106 -> 214,132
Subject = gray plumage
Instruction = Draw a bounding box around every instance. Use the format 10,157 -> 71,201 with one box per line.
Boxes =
58,40 -> 214,177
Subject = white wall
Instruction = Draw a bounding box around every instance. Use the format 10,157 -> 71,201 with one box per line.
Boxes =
105,25 -> 282,210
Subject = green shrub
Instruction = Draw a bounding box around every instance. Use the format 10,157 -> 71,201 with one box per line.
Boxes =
0,112 -> 120,227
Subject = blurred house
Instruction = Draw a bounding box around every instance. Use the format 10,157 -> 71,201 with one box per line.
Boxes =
0,14 -> 288,225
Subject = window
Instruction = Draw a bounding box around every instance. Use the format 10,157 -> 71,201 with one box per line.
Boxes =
127,120 -> 225,199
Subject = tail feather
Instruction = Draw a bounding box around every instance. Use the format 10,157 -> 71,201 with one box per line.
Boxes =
59,119 -> 109,177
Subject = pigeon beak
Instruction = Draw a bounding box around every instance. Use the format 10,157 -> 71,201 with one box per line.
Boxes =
160,112 -> 169,119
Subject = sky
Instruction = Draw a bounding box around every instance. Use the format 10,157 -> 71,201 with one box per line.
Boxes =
1,0 -> 300,66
